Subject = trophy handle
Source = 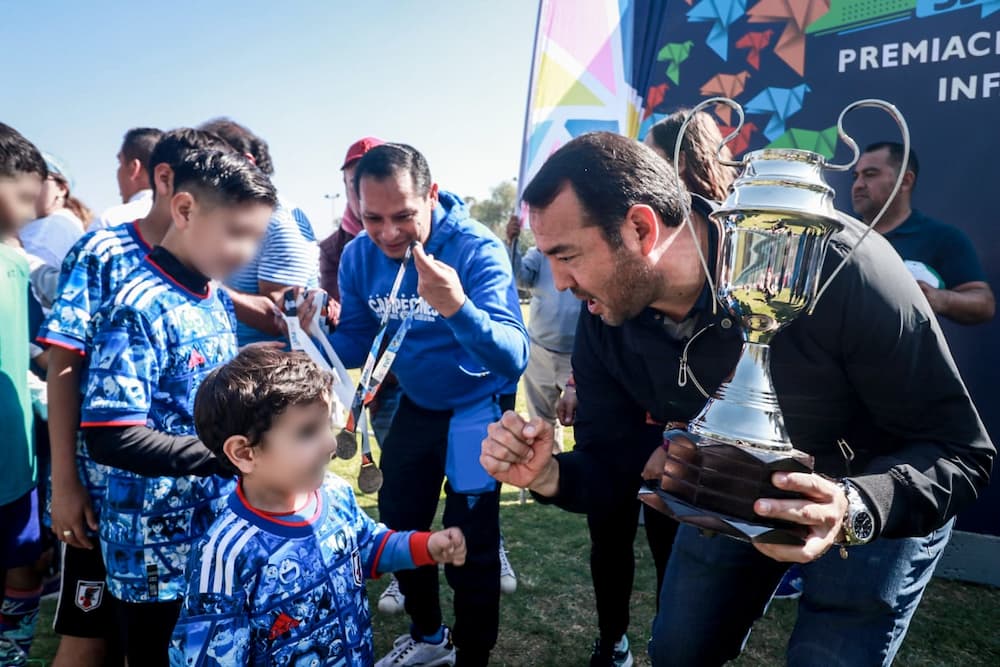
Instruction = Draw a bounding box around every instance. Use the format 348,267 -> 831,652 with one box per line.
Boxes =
810,99 -> 911,314
670,96 -> 746,316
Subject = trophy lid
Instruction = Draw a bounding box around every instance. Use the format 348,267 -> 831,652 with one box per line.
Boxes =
715,148 -> 842,228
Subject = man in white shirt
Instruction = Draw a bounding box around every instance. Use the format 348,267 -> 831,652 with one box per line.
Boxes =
89,127 -> 163,231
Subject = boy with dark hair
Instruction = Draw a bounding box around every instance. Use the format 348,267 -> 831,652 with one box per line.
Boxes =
0,122 -> 46,667
38,128 -> 233,667
77,149 -> 277,665
171,347 -> 467,666
200,117 -> 320,345
91,126 -> 165,231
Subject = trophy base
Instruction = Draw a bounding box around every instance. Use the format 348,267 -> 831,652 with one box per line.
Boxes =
639,431 -> 815,545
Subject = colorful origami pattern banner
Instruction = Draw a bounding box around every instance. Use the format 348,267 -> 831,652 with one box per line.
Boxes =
520,0 -> 1000,533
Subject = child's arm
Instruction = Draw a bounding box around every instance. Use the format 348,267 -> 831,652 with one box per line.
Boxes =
364,526 -> 467,577
38,247 -> 101,549
46,347 -> 97,550
339,482 -> 467,576
80,304 -> 223,478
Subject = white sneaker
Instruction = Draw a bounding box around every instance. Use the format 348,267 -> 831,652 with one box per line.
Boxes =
499,541 -> 517,594
375,627 -> 455,667
378,576 -> 406,614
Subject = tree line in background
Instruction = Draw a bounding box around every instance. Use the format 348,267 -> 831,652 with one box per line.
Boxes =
467,180 -> 534,254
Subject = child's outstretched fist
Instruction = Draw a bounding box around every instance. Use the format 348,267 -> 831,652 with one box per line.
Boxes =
427,527 -> 467,566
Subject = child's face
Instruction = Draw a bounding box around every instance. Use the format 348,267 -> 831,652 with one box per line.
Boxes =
0,173 -> 43,232
250,400 -> 336,494
173,193 -> 271,279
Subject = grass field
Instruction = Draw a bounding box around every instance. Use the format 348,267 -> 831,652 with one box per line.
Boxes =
27,430 -> 1000,666
24,306 -> 1000,665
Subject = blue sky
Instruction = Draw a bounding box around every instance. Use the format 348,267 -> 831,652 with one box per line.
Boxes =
1,0 -> 538,237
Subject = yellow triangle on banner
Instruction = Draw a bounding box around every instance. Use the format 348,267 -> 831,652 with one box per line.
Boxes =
534,53 -> 603,108
625,100 -> 640,139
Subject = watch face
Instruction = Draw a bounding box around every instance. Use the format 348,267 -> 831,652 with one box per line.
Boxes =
852,512 -> 874,541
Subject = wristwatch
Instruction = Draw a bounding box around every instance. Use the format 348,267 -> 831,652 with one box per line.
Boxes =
839,480 -> 876,547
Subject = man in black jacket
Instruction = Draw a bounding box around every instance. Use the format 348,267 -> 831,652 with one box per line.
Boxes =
481,133 -> 994,666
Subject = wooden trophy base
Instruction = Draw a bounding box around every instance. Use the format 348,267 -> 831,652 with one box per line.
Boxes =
639,432 -> 815,545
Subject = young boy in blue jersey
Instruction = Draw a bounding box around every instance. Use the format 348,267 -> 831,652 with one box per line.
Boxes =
39,128 -> 233,667
299,143 -> 528,667
171,346 -> 468,667
77,149 -> 277,665
0,122 -> 47,667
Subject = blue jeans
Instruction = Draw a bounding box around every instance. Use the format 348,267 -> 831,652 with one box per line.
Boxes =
649,520 -> 954,666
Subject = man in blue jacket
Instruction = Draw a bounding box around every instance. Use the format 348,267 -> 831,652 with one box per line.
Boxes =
308,143 -> 528,667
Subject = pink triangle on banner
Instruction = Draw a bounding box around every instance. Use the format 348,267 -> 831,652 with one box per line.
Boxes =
588,35 -> 617,95
545,0 -> 614,68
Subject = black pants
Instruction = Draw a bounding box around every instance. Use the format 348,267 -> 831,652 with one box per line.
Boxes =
378,393 -> 513,667
116,599 -> 182,667
588,494 -> 678,645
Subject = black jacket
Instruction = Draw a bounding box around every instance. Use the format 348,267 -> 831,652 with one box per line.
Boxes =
542,197 -> 994,539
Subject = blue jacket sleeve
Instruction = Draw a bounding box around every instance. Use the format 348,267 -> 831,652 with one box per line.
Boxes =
445,239 -> 529,381
329,240 -> 377,369
511,245 -> 540,290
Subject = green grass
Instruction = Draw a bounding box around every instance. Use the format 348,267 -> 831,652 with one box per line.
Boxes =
25,308 -> 1000,664
27,413 -> 1000,666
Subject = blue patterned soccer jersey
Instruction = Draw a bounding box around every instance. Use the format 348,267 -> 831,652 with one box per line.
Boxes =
80,256 -> 239,603
171,475 -> 431,667
36,221 -> 153,525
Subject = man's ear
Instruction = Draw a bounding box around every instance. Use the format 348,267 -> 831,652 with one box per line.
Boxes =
128,158 -> 143,182
901,169 -> 917,193
625,204 -> 660,256
428,182 -> 440,207
171,191 -> 196,229
223,435 -> 256,475
152,164 -> 173,199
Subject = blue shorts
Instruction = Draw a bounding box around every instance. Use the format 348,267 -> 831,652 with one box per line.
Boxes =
1,487 -> 43,569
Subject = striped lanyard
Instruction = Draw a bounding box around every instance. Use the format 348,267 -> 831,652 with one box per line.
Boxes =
345,243 -> 421,435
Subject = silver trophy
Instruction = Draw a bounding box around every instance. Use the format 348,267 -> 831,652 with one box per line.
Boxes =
639,98 -> 909,544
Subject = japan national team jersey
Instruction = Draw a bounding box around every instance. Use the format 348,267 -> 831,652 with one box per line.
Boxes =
80,254 -> 238,602
171,475 -> 431,667
36,221 -> 153,525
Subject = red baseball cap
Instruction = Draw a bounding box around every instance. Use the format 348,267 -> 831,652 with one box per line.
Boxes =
341,137 -> 385,170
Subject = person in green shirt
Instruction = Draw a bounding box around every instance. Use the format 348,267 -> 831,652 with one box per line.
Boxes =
0,122 -> 47,666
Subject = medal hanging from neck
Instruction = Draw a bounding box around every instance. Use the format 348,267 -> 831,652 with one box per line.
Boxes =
346,242 -> 421,493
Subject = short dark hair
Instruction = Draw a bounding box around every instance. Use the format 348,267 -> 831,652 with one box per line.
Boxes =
200,118 -> 275,176
194,348 -> 333,475
0,122 -> 47,181
864,141 -> 920,184
522,132 -> 687,246
171,150 -> 278,210
353,143 -> 432,198
147,128 -> 234,189
120,127 -> 164,171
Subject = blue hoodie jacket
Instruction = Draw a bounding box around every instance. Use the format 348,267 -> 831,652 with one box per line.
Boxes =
331,191 -> 528,411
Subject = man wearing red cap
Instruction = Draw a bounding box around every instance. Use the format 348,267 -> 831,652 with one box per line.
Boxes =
320,137 -> 385,302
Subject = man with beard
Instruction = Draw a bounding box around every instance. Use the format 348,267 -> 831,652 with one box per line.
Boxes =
481,132 -> 993,666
